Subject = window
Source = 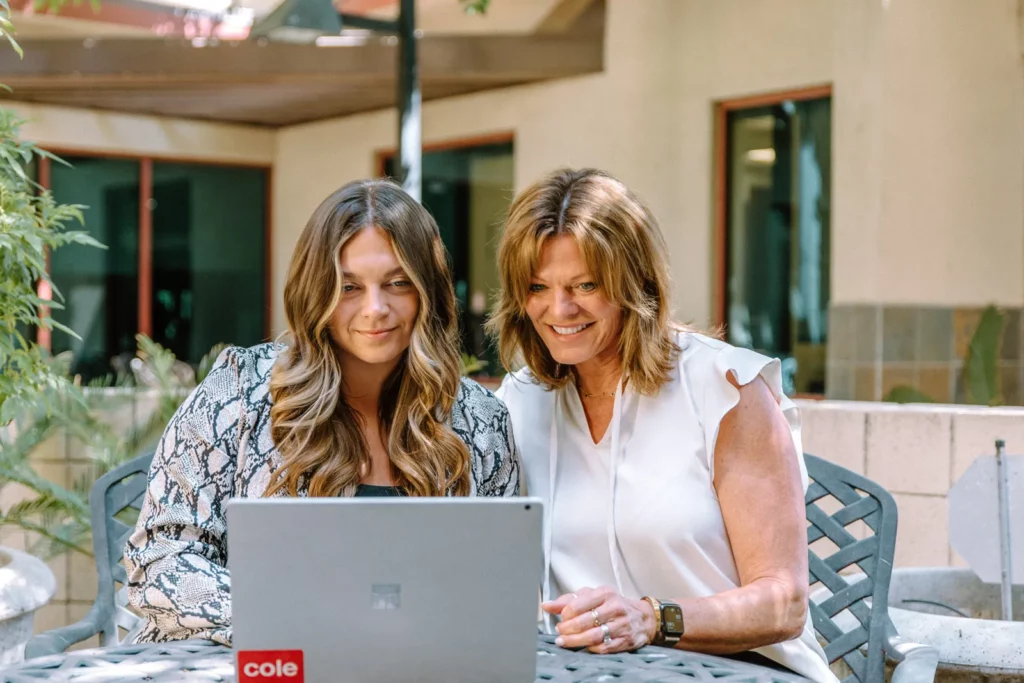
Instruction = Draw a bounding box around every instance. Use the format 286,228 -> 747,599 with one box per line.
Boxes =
382,138 -> 514,373
49,157 -> 141,380
46,155 -> 269,381
721,94 -> 831,394
151,162 -> 267,364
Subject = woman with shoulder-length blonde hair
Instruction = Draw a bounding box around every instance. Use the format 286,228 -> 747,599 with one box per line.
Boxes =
125,178 -> 521,646
490,168 -> 837,682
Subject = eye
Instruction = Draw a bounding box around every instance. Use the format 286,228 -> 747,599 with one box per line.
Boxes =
528,283 -> 546,293
342,283 -> 359,293
389,279 -> 413,288
577,282 -> 598,292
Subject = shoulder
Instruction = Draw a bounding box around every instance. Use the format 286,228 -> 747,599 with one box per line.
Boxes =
678,331 -> 780,388
196,342 -> 281,413
452,378 -> 521,495
493,367 -> 553,406
454,377 -> 509,427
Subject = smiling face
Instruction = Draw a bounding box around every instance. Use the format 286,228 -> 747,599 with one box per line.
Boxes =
329,226 -> 420,374
524,234 -> 622,369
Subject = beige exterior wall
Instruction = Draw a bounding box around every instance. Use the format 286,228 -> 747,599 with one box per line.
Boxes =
831,0 -> 1024,307
6,102 -> 275,164
273,0 -> 838,336
273,0 -> 1024,335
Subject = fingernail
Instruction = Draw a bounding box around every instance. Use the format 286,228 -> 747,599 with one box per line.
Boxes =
555,637 -> 565,647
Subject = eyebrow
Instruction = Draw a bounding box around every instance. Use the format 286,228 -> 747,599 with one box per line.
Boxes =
342,267 -> 409,281
530,273 -> 593,283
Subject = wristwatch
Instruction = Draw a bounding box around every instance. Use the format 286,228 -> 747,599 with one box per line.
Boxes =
642,596 -> 685,647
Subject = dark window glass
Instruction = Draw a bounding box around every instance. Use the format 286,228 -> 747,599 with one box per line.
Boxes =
49,157 -> 140,380
384,141 -> 514,373
725,97 -> 831,394
151,163 -> 267,364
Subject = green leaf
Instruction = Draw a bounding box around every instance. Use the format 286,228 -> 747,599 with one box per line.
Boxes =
884,385 -> 935,404
47,317 -> 83,341
964,305 -> 1004,406
5,32 -> 21,58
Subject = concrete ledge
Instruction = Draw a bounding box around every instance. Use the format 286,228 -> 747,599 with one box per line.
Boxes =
796,399 -> 1024,568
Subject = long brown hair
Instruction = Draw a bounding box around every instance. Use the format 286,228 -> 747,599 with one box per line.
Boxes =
487,168 -> 681,396
268,179 -> 470,498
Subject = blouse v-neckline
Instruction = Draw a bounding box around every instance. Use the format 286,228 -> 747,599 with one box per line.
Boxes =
566,383 -> 616,448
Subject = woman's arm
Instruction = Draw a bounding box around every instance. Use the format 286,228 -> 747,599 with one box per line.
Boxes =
123,348 -> 246,645
667,373 -> 808,652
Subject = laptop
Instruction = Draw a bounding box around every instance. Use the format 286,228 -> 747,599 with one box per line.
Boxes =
226,497 -> 544,683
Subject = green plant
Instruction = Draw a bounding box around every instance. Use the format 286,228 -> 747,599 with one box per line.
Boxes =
885,304 -> 1005,406
460,0 -> 491,15
963,305 -> 1004,406
0,0 -> 99,425
0,336 -> 227,559
460,353 -> 487,376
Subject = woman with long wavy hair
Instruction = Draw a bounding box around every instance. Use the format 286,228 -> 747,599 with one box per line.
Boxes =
125,179 -> 521,646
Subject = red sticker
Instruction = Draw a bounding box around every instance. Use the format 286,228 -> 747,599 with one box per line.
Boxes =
237,650 -> 305,682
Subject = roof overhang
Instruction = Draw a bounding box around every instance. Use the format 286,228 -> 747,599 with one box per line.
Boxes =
0,0 -> 604,126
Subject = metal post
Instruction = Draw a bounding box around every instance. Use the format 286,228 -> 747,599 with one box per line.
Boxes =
996,438 -> 1014,621
397,0 -> 421,202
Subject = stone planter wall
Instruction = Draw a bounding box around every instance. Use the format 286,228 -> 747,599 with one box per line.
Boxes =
796,399 -> 1024,570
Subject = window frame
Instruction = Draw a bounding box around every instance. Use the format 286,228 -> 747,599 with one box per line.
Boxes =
36,149 -> 273,355
713,84 -> 832,398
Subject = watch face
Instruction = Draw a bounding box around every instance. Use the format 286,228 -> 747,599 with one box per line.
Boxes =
662,604 -> 684,635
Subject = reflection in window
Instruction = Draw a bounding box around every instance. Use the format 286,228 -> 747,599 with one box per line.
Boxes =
49,157 -> 140,380
383,141 -> 514,373
726,97 -> 831,394
151,163 -> 267,364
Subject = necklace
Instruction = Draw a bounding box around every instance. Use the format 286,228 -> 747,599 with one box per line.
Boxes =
580,390 -> 615,399
576,380 -> 617,399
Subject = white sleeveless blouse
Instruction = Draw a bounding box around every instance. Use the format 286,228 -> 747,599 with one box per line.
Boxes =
496,332 -> 837,683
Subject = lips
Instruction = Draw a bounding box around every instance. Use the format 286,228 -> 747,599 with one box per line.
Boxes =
550,322 -> 593,336
358,327 -> 396,338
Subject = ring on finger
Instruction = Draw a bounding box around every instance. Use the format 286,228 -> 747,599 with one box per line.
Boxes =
601,623 -> 612,644
591,609 -> 601,627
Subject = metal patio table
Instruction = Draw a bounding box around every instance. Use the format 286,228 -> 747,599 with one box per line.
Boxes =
1,635 -> 811,682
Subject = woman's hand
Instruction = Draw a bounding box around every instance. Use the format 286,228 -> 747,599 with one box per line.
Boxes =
541,586 -> 658,654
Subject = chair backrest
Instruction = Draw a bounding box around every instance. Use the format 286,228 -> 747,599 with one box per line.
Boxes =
804,453 -> 898,683
89,450 -> 154,646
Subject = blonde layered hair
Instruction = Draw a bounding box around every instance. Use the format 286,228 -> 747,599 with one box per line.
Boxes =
488,168 -> 681,396
268,179 -> 470,498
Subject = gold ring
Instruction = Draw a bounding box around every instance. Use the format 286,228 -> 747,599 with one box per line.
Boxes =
591,609 -> 601,627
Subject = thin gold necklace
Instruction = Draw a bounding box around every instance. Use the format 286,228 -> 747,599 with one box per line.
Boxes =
576,380 -> 617,399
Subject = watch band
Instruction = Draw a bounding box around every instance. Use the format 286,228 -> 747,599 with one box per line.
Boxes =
641,596 -> 663,645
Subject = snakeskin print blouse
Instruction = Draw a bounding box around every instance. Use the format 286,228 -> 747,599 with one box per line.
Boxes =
124,343 -> 521,646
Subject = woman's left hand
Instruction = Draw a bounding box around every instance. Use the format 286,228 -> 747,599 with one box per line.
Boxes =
541,586 -> 657,654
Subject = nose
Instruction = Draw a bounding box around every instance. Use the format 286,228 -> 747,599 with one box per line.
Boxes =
551,288 -> 579,319
363,286 -> 390,319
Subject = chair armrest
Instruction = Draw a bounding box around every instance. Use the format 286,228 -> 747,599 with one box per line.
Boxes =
24,605 -> 104,659
884,618 -> 938,683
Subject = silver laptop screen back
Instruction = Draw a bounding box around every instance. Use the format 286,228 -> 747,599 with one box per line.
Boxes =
227,497 -> 543,683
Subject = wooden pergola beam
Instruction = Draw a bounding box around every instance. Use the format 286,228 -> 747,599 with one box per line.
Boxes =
0,33 -> 601,86
0,5 -> 604,126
